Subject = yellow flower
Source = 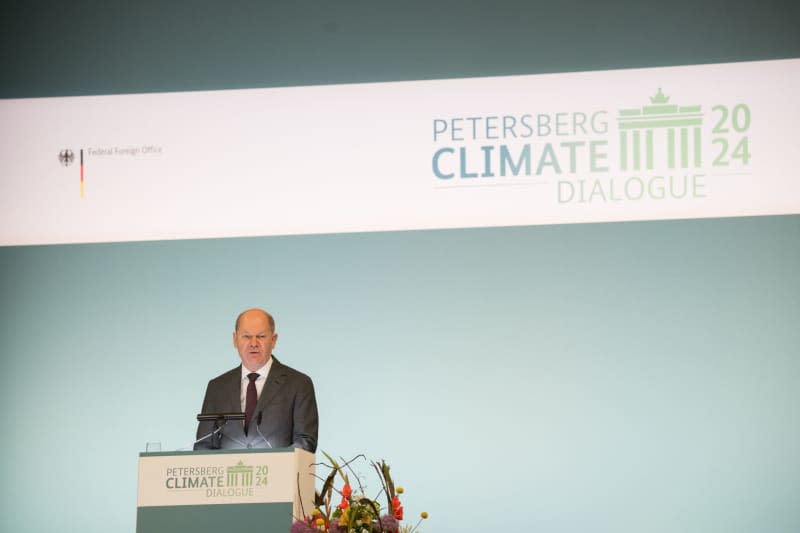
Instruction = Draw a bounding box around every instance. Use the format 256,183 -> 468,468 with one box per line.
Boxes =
315,517 -> 325,526
421,512 -> 429,519
396,486 -> 404,494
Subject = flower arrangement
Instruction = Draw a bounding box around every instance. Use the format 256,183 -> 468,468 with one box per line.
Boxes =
291,452 -> 428,533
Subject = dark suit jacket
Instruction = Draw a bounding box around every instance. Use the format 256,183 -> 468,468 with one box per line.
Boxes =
194,356 -> 318,452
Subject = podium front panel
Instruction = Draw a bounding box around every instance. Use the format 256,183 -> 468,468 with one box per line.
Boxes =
137,502 -> 292,533
137,448 -> 315,533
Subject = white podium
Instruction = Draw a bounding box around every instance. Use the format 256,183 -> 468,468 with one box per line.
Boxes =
137,448 -> 315,533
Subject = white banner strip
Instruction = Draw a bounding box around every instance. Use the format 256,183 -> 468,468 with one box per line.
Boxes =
1,58 -> 798,245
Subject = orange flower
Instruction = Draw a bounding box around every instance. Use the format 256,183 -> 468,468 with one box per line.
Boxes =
391,495 -> 403,520
338,496 -> 349,510
342,483 -> 352,499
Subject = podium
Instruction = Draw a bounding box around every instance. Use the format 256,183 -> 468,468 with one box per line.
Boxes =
137,448 -> 315,533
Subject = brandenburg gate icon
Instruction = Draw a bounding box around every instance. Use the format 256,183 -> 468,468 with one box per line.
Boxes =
618,89 -> 702,170
226,461 -> 254,487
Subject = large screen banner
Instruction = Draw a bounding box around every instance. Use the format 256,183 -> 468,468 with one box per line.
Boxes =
2,58 -> 798,245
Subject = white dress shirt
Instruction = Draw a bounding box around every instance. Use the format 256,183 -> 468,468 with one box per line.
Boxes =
239,357 -> 273,411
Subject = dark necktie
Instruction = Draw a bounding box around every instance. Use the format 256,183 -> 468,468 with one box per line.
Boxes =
244,372 -> 259,435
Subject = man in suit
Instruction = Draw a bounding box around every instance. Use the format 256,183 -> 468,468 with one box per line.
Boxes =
194,308 -> 318,452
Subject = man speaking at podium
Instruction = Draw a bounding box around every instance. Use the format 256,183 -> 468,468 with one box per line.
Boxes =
194,308 -> 318,452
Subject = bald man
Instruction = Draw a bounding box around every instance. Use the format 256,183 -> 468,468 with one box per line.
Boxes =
194,308 -> 318,452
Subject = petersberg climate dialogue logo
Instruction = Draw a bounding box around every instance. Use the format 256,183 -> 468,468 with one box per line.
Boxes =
164,460 -> 269,499
430,88 -> 752,203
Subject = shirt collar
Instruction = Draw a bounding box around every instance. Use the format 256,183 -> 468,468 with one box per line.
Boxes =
241,357 -> 272,381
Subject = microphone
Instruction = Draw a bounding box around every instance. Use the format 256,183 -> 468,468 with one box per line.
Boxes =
190,423 -> 225,449
197,413 -> 246,449
184,422 -> 249,450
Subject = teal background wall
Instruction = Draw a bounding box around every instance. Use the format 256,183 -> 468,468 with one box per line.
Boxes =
2,0 -> 799,98
2,219 -> 798,532
2,2 -> 799,533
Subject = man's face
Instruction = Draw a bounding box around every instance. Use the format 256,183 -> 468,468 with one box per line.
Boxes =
233,311 -> 278,372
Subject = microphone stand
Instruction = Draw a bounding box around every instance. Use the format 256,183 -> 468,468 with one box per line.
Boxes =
197,412 -> 246,449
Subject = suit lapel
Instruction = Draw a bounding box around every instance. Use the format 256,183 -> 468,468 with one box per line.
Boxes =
224,367 -> 244,413
256,357 -> 287,412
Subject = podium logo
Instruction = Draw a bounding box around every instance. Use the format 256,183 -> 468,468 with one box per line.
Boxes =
226,461 -> 254,487
165,461 -> 269,499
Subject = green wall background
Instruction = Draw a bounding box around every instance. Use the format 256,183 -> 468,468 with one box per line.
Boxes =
1,2 -> 799,533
